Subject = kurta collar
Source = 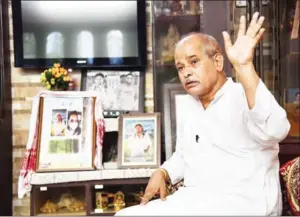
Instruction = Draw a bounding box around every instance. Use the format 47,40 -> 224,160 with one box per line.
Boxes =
190,77 -> 233,107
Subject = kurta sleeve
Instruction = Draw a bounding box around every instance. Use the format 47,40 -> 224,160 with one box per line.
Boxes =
160,121 -> 185,184
243,79 -> 290,147
145,134 -> 152,148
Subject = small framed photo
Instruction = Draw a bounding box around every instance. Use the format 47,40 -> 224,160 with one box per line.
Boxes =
117,113 -> 161,169
284,88 -> 300,105
81,70 -> 145,118
36,95 -> 96,172
283,88 -> 300,138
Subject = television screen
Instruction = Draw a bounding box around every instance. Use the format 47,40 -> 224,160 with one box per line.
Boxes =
12,0 -> 146,69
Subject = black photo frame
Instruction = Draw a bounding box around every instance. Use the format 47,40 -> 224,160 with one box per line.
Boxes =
81,70 -> 145,118
11,0 -> 147,70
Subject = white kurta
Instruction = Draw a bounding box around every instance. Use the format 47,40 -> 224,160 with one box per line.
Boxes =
116,78 -> 290,216
128,134 -> 151,156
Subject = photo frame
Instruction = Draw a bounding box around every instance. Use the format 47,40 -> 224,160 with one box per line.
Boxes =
81,70 -> 145,118
163,83 -> 187,160
36,95 -> 96,172
117,113 -> 161,169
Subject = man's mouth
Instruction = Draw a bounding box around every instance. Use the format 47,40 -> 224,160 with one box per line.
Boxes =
185,80 -> 198,88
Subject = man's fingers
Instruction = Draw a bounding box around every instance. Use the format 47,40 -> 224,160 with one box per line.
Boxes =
253,28 -> 265,45
246,12 -> 259,36
160,184 -> 166,201
237,15 -> 246,38
140,191 -> 154,205
222,31 -> 232,52
251,16 -> 265,38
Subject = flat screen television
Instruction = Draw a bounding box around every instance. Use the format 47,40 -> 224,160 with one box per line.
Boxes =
12,0 -> 146,69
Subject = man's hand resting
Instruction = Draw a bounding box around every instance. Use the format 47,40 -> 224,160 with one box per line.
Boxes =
140,168 -> 169,205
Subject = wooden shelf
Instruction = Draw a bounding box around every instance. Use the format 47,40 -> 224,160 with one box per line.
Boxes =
155,14 -> 200,22
280,140 -> 300,155
37,209 -> 85,216
90,208 -> 118,216
31,178 -> 149,216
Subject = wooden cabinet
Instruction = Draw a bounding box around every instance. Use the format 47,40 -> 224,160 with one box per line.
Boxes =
278,0 -> 300,144
232,0 -> 300,146
152,0 -> 231,160
30,177 -> 149,216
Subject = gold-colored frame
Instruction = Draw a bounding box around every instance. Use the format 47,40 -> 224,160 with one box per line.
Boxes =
36,96 -> 96,172
117,113 -> 161,169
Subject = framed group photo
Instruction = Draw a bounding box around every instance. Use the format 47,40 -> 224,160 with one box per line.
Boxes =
81,70 -> 145,117
117,113 -> 161,169
36,95 -> 96,172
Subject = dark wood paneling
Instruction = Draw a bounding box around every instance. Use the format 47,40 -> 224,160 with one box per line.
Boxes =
202,1 -> 231,76
0,0 -> 12,215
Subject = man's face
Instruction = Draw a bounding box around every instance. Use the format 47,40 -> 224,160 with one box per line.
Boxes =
69,114 -> 79,130
175,36 -> 223,97
125,75 -> 133,84
57,114 -> 62,122
135,125 -> 143,134
95,76 -> 104,86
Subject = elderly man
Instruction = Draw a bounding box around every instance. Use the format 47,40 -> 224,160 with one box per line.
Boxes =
115,12 -> 290,216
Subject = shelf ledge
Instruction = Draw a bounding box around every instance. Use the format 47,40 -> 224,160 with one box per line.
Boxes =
30,168 -> 156,185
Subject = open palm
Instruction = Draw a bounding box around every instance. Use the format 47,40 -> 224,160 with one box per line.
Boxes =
222,12 -> 265,66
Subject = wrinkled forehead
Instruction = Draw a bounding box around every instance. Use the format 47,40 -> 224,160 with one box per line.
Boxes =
175,38 -> 205,63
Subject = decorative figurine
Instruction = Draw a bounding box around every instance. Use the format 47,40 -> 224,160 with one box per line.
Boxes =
189,0 -> 200,15
96,192 -> 109,210
161,24 -> 180,64
40,200 -> 59,213
58,193 -> 75,209
67,200 -> 85,212
113,191 -> 126,211
170,0 -> 183,15
57,193 -> 85,212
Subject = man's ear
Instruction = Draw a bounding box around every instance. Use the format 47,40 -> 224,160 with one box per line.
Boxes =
213,53 -> 224,71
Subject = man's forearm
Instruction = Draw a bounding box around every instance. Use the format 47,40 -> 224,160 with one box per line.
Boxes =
234,63 -> 260,110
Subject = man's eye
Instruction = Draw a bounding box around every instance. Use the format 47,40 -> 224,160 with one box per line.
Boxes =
177,67 -> 183,71
191,60 -> 198,65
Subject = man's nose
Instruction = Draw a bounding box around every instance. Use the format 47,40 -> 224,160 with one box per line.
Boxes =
183,68 -> 193,78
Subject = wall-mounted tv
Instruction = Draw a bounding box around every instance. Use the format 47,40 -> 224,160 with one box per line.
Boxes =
12,0 -> 146,69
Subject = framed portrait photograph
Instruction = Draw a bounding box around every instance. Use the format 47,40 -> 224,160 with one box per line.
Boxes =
117,113 -> 161,169
283,88 -> 300,139
36,95 -> 96,172
163,83 -> 187,160
81,70 -> 145,117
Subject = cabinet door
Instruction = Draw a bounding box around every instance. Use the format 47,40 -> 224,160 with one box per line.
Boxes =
231,0 -> 280,100
242,0 -> 300,142
278,0 -> 300,142
152,1 -> 230,160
